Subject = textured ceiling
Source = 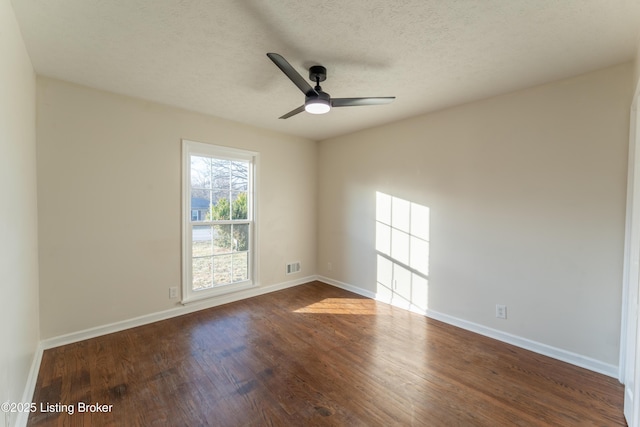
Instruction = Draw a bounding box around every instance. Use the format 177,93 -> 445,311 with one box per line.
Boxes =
11,0 -> 640,141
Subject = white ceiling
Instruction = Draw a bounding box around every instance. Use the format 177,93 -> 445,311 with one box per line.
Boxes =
11,0 -> 640,141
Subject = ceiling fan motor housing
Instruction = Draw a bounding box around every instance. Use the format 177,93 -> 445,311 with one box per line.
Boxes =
309,65 -> 327,83
306,90 -> 330,104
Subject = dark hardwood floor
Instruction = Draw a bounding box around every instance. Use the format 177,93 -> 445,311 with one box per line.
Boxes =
28,281 -> 625,426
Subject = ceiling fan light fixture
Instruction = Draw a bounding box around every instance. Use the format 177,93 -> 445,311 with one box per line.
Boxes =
305,98 -> 331,114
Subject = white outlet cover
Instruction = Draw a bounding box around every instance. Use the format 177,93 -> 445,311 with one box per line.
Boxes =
496,304 -> 507,319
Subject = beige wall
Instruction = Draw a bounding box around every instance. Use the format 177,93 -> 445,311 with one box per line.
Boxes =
36,78 -> 317,339
634,32 -> 640,92
0,0 -> 39,418
634,39 -> 640,93
317,63 -> 633,366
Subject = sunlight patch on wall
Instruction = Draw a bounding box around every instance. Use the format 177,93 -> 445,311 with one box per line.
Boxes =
375,192 -> 430,311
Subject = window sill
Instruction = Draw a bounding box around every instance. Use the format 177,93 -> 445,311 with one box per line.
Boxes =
181,281 -> 256,305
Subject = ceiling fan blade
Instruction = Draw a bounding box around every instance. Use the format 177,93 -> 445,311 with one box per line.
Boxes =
279,105 -> 305,119
267,53 -> 318,97
331,97 -> 395,107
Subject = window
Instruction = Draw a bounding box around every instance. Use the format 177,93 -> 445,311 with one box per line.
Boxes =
182,140 -> 257,302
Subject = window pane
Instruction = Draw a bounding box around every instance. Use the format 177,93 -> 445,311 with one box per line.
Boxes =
231,161 -> 249,191
233,252 -> 248,282
233,223 -> 249,251
210,191 -> 230,220
192,257 -> 213,290
231,192 -> 248,220
192,226 -> 212,257
214,254 -> 232,285
211,159 -> 231,190
213,224 -> 232,253
191,189 -> 211,222
190,156 -> 212,189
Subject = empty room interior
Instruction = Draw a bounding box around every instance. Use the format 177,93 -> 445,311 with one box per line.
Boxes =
4,0 -> 640,426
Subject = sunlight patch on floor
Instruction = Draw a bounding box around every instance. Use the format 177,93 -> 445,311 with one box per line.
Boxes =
293,298 -> 378,315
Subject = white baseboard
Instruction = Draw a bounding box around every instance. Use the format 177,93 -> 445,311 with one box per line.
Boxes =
40,275 -> 316,350
318,275 -> 619,378
14,342 -> 44,427
320,276 -> 377,299
425,308 -> 619,378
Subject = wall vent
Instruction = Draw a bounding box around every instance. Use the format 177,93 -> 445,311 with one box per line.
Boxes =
286,262 -> 301,275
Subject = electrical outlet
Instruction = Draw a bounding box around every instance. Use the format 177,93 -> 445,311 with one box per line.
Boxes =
496,304 -> 507,319
327,262 -> 332,271
169,287 -> 179,299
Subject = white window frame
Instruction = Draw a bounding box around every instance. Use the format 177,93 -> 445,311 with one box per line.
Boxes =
181,139 -> 258,303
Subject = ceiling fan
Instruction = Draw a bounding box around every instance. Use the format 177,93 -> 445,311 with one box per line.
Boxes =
266,53 -> 395,119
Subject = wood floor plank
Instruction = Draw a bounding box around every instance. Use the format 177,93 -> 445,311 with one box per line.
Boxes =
27,281 -> 625,426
